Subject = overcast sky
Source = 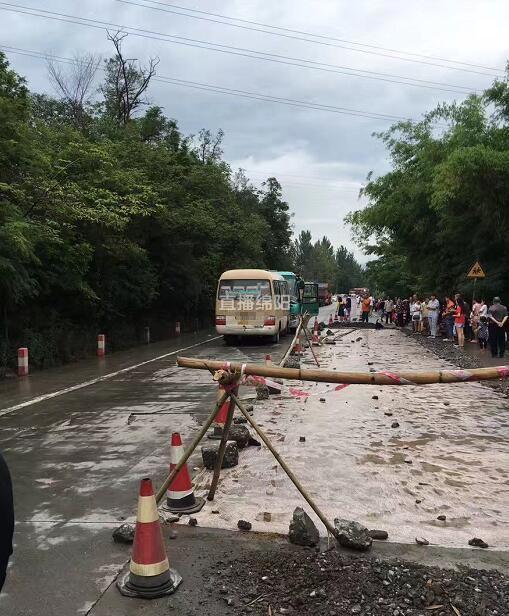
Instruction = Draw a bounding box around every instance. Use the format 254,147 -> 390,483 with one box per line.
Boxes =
1,1 -> 508,261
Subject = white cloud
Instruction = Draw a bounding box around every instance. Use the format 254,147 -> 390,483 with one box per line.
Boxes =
1,0 -> 507,263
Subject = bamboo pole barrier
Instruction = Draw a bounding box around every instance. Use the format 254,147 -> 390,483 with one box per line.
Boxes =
332,328 -> 356,341
230,390 -> 337,537
155,389 -> 230,504
207,384 -> 239,501
176,356 -> 509,386
278,317 -> 304,368
301,324 -> 320,367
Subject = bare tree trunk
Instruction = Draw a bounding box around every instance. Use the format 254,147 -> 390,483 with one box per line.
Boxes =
47,53 -> 100,127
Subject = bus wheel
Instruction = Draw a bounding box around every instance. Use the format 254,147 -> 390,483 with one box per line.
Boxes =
224,335 -> 236,346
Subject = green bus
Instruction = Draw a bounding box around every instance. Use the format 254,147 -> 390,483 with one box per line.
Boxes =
275,271 -> 319,332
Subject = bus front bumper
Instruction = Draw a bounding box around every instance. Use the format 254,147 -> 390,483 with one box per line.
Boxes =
216,325 -> 278,336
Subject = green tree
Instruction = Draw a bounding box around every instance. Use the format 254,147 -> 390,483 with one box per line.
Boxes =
259,177 -> 293,270
347,64 -> 509,299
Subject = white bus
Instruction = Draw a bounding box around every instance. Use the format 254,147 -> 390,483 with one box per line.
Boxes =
215,269 -> 290,344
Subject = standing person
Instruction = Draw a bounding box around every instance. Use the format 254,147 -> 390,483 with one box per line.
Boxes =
421,299 -> 430,335
470,298 -> 482,341
0,451 -> 14,593
402,298 -> 410,325
488,296 -> 508,358
384,297 -> 394,325
361,295 -> 371,323
477,316 -> 489,352
479,299 -> 488,318
368,294 -> 374,316
427,294 -> 440,338
337,296 -> 345,322
411,298 -> 422,332
396,298 -> 404,327
345,295 -> 352,321
463,298 -> 473,341
442,295 -> 456,341
454,295 -> 466,348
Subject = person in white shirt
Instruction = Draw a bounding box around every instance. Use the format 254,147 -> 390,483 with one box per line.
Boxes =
411,298 -> 422,332
427,294 -> 440,338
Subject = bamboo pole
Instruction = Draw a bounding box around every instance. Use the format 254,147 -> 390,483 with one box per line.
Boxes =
176,356 -> 509,386
302,323 -> 320,367
278,317 -> 303,368
230,390 -> 337,537
333,328 -> 356,341
155,389 -> 230,503
207,385 -> 238,501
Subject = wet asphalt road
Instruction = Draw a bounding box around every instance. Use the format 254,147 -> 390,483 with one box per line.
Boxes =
0,325 -> 299,616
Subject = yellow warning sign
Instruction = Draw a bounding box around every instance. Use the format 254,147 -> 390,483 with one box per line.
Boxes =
467,261 -> 485,278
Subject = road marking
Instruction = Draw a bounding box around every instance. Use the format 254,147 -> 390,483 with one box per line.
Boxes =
0,336 -> 222,418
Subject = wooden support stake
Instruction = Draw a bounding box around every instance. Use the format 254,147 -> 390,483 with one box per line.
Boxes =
207,385 -> 239,501
302,323 -> 320,367
279,317 -> 303,368
155,389 -> 230,504
229,391 -> 337,538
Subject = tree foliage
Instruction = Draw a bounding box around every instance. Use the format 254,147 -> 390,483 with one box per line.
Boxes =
0,45 -> 293,372
292,231 -> 365,291
347,64 -> 509,300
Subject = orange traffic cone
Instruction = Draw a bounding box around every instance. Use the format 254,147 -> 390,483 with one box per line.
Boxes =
265,354 -> 272,366
117,478 -> 182,599
209,382 -> 230,439
334,312 -> 339,322
312,318 -> 319,345
164,433 -> 205,514
328,314 -> 333,327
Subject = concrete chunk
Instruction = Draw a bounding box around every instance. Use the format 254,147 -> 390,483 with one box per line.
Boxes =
201,441 -> 238,469
289,507 -> 319,547
334,518 -> 372,551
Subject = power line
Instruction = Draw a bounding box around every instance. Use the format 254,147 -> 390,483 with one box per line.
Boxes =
244,169 -> 363,187
1,45 -> 369,193
118,0 -> 504,77
0,2 -> 479,94
245,176 -> 362,192
0,44 -> 433,123
134,0 -> 504,74
154,76 -> 408,121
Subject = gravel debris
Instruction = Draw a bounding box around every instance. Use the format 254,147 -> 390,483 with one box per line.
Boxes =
215,548 -> 509,615
401,329 -> 509,397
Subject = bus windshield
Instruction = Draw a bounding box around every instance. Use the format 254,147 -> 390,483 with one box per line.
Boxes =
218,279 -> 272,300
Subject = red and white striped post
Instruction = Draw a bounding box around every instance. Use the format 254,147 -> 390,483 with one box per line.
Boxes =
175,321 -> 181,335
97,334 -> 105,357
17,347 -> 29,376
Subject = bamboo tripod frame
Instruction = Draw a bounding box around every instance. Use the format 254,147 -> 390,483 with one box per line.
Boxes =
155,371 -> 336,536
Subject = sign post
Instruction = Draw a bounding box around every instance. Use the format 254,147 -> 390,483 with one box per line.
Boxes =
467,261 -> 486,307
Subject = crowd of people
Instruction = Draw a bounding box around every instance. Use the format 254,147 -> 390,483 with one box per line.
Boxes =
374,294 -> 508,358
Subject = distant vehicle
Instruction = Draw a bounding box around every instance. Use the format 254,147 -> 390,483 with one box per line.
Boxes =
317,282 -> 332,306
216,269 -> 290,344
349,287 -> 370,297
300,282 -> 320,323
272,271 -> 319,332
